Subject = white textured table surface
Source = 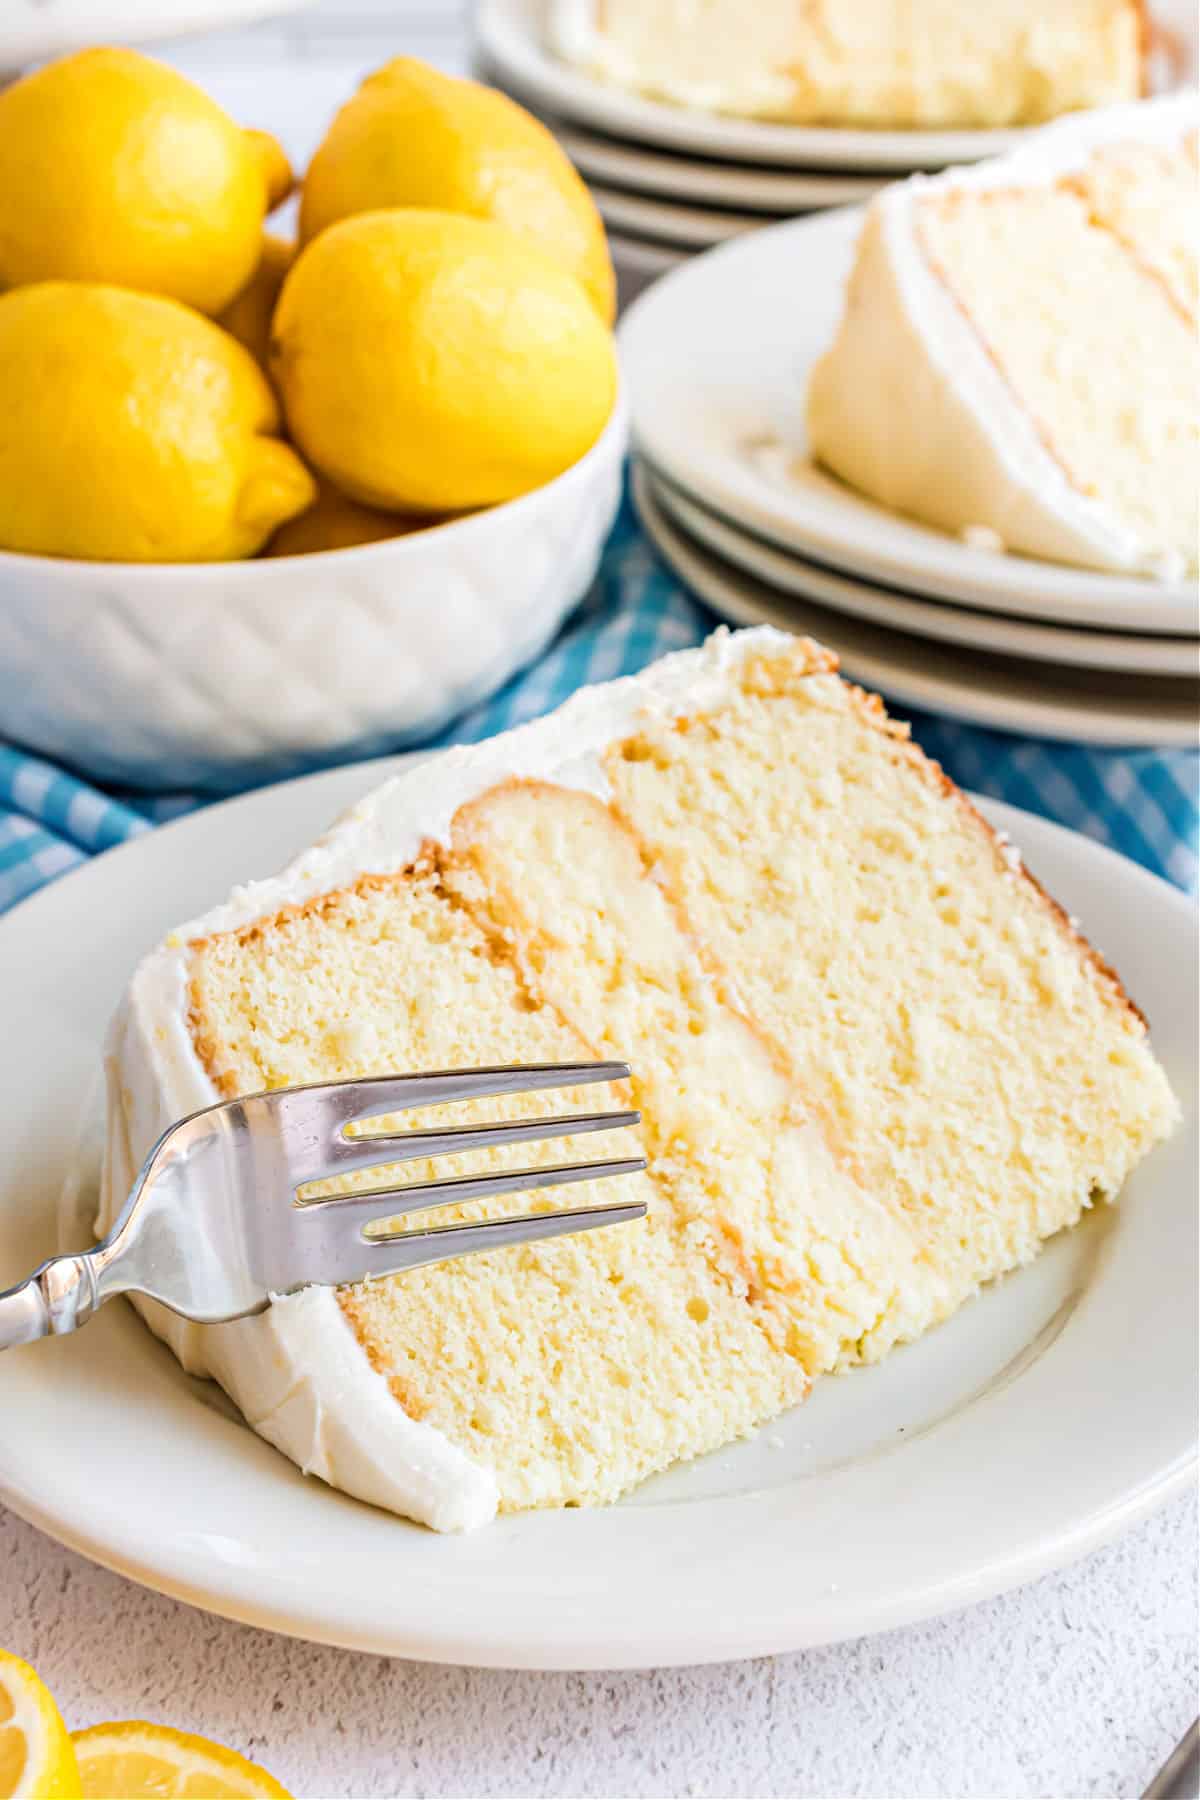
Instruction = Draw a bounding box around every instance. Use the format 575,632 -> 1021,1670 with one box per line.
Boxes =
2,1497 -> 1196,1798
2,8 -> 1197,1797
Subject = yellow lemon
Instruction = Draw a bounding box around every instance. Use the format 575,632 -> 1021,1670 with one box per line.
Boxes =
300,57 -> 615,323
272,209 -> 617,514
0,283 -> 314,562
246,129 -> 294,212
218,233 -> 295,374
72,1721 -> 289,1799
264,474 -> 442,556
0,1648 -> 80,1800
0,48 -> 289,315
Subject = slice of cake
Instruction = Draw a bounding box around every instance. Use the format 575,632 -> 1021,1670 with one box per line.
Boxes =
100,628 -> 1177,1530
549,1 -> 1145,128
807,97 -> 1199,578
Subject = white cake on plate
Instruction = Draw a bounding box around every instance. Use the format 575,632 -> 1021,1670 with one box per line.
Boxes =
549,0 -> 1146,128
100,630 -> 1177,1530
807,97 -> 1198,578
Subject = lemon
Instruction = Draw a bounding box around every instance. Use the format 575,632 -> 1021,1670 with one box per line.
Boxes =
247,129 -> 294,212
0,48 -> 288,315
300,58 -> 615,323
218,234 -> 295,374
0,283 -> 314,562
72,1722 -> 289,1799
0,1649 -> 80,1799
264,474 -> 438,556
273,209 -> 617,513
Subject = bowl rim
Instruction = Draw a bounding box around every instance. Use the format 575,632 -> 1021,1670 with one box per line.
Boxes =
0,382 -> 628,585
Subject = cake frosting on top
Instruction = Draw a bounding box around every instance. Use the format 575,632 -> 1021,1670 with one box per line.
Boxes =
549,0 -> 1145,128
807,96 -> 1198,579
100,628 -> 1177,1530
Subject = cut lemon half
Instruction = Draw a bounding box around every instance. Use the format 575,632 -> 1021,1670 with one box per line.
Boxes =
71,1722 -> 289,1799
0,1648 -> 80,1799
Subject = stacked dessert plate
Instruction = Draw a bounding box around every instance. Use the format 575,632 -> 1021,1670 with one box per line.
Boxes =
473,0 -> 1198,305
619,210 -> 1200,748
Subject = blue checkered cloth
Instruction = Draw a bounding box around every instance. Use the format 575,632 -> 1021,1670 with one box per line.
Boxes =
2,481 -> 1197,915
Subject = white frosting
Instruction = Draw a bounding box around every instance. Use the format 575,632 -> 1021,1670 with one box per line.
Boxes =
547,0 -> 797,116
807,96 -> 1198,579
99,627 -> 795,1533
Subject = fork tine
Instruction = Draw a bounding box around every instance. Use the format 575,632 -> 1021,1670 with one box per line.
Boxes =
302,1156 -> 648,1232
348,1198 -> 649,1280
300,1109 -> 641,1187
325,1061 -> 634,1130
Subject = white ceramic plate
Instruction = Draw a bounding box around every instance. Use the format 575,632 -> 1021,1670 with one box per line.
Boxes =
0,747 -> 1195,1668
619,209 -> 1200,636
477,0 -> 1197,171
590,181 -> 762,247
551,121 -> 882,210
634,467 -> 1200,747
646,466 -> 1200,679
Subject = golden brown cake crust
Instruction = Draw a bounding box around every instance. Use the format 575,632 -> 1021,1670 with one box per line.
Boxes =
1135,0 -> 1156,95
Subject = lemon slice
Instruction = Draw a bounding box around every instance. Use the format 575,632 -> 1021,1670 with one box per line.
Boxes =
0,1648 -> 80,1799
71,1722 -> 289,1799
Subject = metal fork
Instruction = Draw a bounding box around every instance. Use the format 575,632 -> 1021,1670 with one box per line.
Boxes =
0,1062 -> 647,1349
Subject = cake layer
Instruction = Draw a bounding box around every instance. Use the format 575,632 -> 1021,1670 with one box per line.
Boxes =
550,0 -> 1144,128
101,628 -> 1178,1530
807,98 -> 1199,578
602,645 -> 1176,1357
1065,128 -> 1199,319
190,855 -> 809,1514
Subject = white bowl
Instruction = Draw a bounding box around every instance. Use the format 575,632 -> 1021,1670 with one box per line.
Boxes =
0,394 -> 626,791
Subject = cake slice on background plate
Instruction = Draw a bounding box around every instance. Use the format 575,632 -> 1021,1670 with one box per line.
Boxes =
548,0 -> 1146,128
101,629 -> 1178,1530
807,96 -> 1198,579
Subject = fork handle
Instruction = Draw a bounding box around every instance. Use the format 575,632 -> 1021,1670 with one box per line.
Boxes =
0,1252 -> 102,1350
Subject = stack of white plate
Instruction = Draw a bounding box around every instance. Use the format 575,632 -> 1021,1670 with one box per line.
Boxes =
618,210 -> 1199,747
474,0 -> 1197,307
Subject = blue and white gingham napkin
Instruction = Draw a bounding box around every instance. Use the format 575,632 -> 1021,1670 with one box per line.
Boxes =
2,477 -> 1197,916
